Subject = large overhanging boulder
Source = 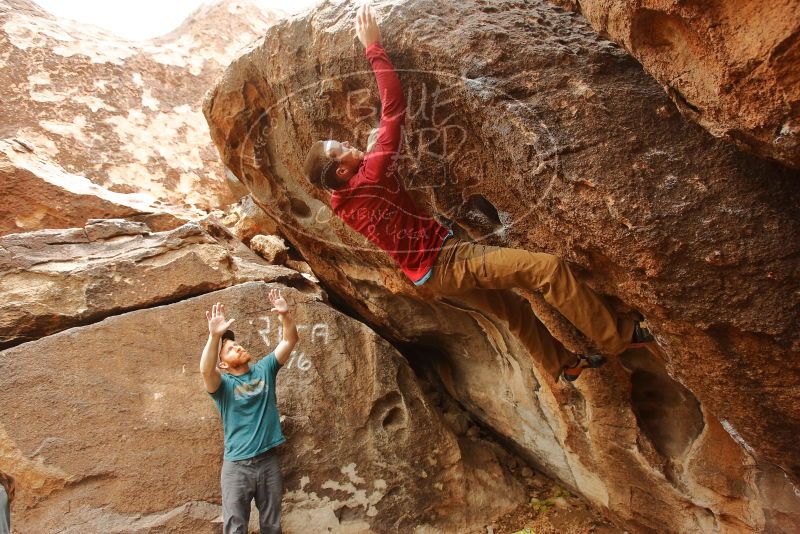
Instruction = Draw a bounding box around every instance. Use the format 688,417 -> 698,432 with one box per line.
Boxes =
203,0 -> 800,530
0,282 -> 525,532
552,0 -> 800,169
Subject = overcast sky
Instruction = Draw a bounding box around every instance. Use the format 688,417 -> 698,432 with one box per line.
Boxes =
32,0 -> 323,40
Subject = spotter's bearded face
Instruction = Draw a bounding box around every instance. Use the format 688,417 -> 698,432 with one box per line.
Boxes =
218,339 -> 252,370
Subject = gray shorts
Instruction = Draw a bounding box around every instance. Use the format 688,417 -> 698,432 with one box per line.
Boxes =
221,448 -> 283,534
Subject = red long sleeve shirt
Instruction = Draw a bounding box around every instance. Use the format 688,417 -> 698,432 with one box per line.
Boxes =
331,44 -> 451,284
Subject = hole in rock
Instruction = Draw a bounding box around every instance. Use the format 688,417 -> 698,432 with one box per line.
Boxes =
289,197 -> 312,219
621,349 -> 704,459
369,391 -> 406,432
334,504 -> 364,522
462,194 -> 502,234
382,407 -> 405,430
242,169 -> 273,202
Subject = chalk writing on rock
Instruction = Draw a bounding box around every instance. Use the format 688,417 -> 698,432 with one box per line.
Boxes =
256,315 -> 330,372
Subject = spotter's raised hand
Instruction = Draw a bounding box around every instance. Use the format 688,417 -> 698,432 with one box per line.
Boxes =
269,288 -> 289,315
206,302 -> 235,337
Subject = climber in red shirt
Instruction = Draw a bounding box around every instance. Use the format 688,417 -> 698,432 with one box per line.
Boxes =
303,2 -> 653,382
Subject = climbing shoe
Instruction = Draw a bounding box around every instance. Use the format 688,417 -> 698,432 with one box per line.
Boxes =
561,354 -> 607,382
629,320 -> 655,348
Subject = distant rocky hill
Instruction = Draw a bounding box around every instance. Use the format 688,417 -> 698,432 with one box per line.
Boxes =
0,0 -> 280,233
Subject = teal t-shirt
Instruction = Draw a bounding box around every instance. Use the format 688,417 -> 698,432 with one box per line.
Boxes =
209,352 -> 285,461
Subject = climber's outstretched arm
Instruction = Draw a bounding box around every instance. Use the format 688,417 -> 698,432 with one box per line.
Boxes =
356,2 -> 406,183
268,288 -> 297,366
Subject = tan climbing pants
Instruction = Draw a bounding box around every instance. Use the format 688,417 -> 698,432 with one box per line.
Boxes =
425,238 -> 634,381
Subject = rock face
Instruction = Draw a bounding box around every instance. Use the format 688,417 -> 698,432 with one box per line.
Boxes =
250,234 -> 290,264
0,0 -> 280,217
555,0 -> 800,169
211,195 -> 279,245
204,0 -> 800,531
1,280 -> 525,533
0,217 -> 305,348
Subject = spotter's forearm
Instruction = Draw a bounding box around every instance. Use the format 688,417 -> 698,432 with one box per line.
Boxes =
200,334 -> 221,376
274,311 -> 298,365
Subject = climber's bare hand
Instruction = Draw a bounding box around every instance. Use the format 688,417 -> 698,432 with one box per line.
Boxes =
355,1 -> 380,48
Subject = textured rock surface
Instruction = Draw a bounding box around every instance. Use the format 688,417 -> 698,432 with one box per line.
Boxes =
0,0 -> 279,213
555,0 -> 800,168
212,194 -> 279,245
250,234 -> 289,264
204,0 -> 800,531
0,138 -> 193,235
0,217 -> 306,348
1,282 -> 525,533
